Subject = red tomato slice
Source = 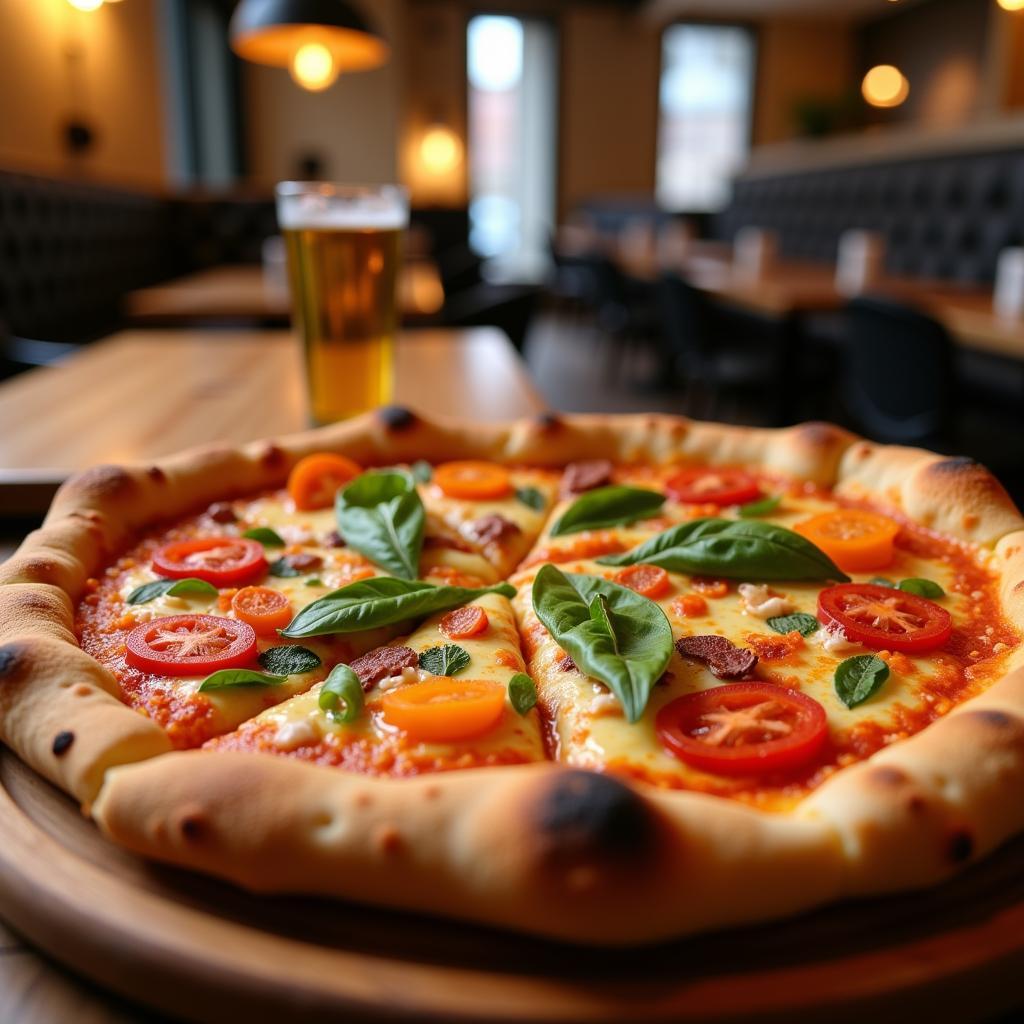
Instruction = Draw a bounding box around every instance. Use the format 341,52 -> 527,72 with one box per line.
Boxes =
665,469 -> 761,506
656,683 -> 828,776
817,583 -> 952,654
152,538 -> 267,587
125,614 -> 257,676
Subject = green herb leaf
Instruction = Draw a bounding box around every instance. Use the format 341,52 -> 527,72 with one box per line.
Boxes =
411,460 -> 433,484
318,664 -> 364,723
869,576 -> 897,588
268,557 -> 302,578
257,645 -> 322,675
335,470 -> 425,580
738,495 -> 781,518
126,577 -> 218,605
834,654 -> 890,709
281,577 -> 516,637
898,577 -> 945,599
198,668 -> 286,692
531,565 -> 673,723
515,486 -> 546,512
241,527 -> 286,547
306,578 -> 324,587
596,517 -> 850,582
767,611 -> 819,636
550,485 -> 665,537
508,673 -> 538,715
418,643 -> 470,676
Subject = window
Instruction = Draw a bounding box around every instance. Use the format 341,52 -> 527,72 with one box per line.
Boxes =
656,24 -> 755,212
467,15 -> 557,280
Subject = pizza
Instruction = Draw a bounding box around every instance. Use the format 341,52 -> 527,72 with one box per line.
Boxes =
2,408 -> 1023,945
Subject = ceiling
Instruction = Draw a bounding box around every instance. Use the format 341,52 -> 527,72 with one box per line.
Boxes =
642,0 -> 923,19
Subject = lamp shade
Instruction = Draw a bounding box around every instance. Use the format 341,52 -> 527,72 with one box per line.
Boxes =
229,0 -> 388,74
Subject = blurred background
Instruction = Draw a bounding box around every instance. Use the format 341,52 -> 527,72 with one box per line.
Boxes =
1,0 -> 1024,499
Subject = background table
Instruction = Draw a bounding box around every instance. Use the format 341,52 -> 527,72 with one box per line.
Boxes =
0,326 -> 545,514
123,262 -> 445,326
0,323 -> 543,1024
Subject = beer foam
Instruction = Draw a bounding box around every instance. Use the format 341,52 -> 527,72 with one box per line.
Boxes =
277,191 -> 407,231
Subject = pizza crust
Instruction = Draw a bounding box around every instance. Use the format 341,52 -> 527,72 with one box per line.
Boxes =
3,407 -> 1024,943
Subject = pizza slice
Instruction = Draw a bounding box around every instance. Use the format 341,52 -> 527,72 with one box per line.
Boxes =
513,466 -> 1019,810
207,592 -> 545,775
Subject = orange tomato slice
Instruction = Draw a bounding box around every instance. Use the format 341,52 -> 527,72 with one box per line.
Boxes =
613,564 -> 671,599
793,510 -> 899,572
439,605 -> 490,639
434,461 -> 511,501
230,586 -> 293,635
287,453 -> 362,510
379,678 -> 506,742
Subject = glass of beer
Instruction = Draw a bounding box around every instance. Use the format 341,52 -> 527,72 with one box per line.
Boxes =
275,182 -> 408,423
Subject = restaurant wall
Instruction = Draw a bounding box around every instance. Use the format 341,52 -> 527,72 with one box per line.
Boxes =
558,6 -> 660,215
0,0 -> 165,187
752,19 -> 856,145
859,0 -> 991,128
243,0 -> 403,187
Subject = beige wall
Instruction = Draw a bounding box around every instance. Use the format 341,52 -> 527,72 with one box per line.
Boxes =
752,19 -> 856,146
0,0 -> 165,187
559,7 -> 660,214
244,0 -> 402,187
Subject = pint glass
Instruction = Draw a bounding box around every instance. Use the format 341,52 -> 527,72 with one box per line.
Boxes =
275,182 -> 408,423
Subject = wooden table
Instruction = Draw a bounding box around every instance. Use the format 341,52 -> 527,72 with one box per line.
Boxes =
619,248 -> 1024,360
0,324 -> 543,1024
124,261 -> 446,326
0,327 -> 544,514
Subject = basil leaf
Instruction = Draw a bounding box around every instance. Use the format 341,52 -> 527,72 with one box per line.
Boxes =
418,643 -> 470,677
258,645 -> 322,675
126,577 -> 218,605
242,527 -> 285,547
767,611 -> 819,637
869,576 -> 897,588
550,486 -> 665,537
335,470 -> 425,580
306,578 -> 324,587
268,557 -> 302,578
198,668 -> 286,691
738,495 -> 781,518
596,518 -> 850,582
508,672 -> 538,715
834,654 -> 890,709
515,486 -> 546,512
281,577 -> 516,637
898,577 -> 945,599
411,460 -> 433,484
319,664 -> 363,723
531,565 -> 673,723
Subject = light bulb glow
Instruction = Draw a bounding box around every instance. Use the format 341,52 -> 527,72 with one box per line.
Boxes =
420,126 -> 462,175
997,0 -> 1024,10
862,64 -> 909,108
67,0 -> 104,10
290,42 -> 338,92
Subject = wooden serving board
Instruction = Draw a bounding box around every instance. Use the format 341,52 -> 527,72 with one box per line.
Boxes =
1,748 -> 1022,1024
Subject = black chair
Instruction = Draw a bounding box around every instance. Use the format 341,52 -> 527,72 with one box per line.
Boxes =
442,284 -> 539,353
841,296 -> 1024,504
841,296 -> 955,445
657,273 -> 784,422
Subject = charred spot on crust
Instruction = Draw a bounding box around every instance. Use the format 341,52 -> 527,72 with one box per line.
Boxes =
0,644 -> 24,679
869,766 -> 908,787
146,466 -> 166,483
378,405 -> 416,431
259,444 -> 287,470
963,708 -> 1017,731
795,422 -> 842,449
52,731 -> 74,756
929,456 -> 979,474
178,812 -> 207,841
946,829 -> 974,864
536,770 -> 656,863
534,412 -> 561,432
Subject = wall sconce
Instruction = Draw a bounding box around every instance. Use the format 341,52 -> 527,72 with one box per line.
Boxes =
230,0 -> 389,93
861,64 -> 910,108
997,0 -> 1024,10
420,124 -> 463,175
66,0 -> 104,10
